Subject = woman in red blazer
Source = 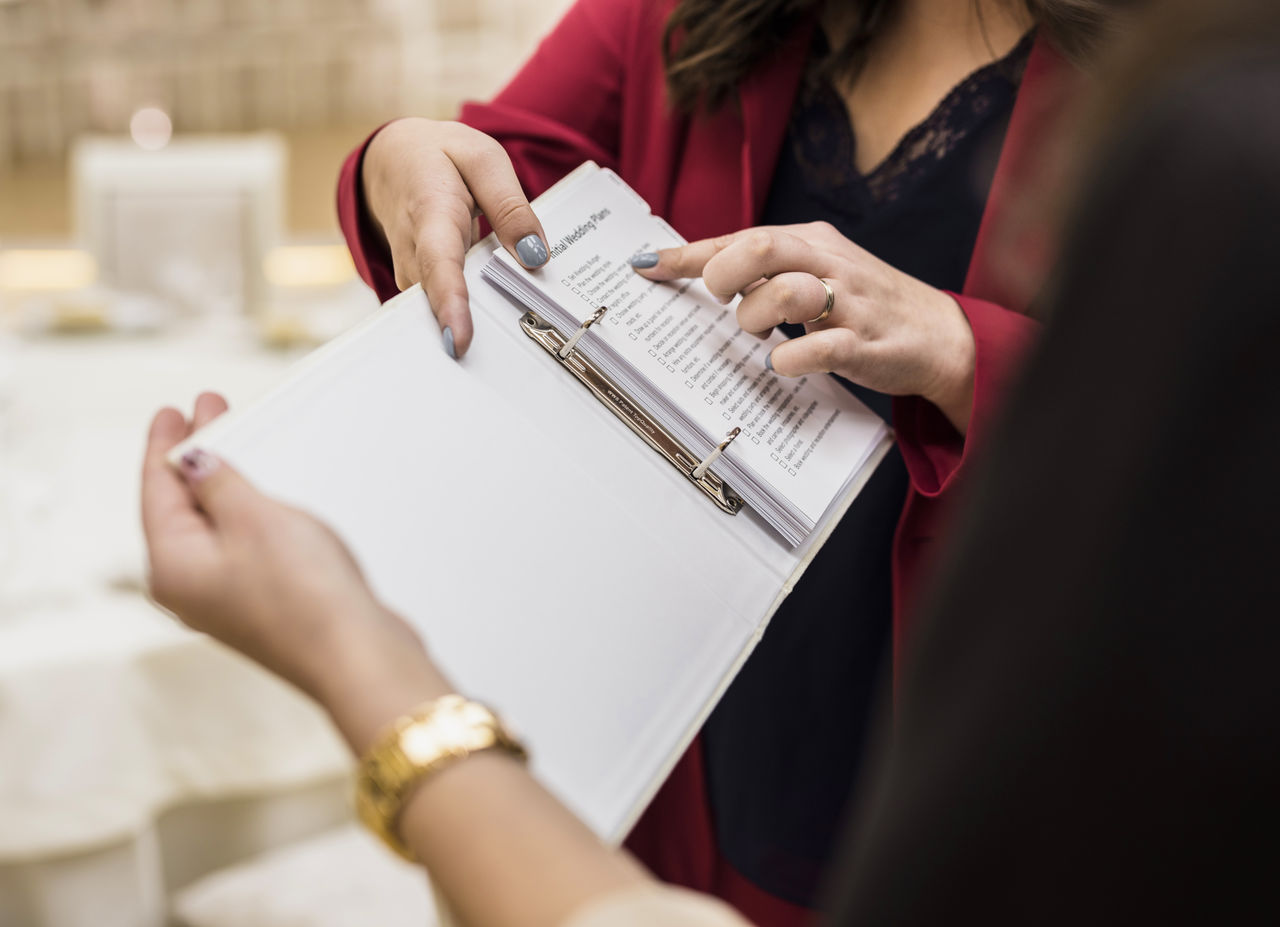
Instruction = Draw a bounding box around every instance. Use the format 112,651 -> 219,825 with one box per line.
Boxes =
337,1 -> 1089,922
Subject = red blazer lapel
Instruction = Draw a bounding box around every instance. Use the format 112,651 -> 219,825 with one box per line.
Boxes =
964,36 -> 1083,311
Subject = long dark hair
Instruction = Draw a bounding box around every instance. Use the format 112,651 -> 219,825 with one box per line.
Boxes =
663,0 -> 1121,112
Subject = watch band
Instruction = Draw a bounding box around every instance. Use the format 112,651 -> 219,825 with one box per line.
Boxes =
355,694 -> 528,860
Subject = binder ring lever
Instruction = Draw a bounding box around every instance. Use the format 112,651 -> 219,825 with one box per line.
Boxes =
557,306 -> 609,359
692,427 -> 741,481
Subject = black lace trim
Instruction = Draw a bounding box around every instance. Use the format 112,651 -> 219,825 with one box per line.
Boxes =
788,31 -> 1034,209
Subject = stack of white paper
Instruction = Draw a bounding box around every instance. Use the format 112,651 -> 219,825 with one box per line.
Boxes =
482,166 -> 889,546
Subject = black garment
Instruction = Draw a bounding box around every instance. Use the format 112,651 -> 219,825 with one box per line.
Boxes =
827,51 -> 1280,925
701,39 -> 1031,905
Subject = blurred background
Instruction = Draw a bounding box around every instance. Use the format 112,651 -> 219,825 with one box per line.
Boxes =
0,1 -> 571,925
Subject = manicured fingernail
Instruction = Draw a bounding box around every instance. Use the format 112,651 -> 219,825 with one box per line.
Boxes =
442,326 -> 457,359
629,252 -> 659,269
765,352 -> 775,373
515,234 -> 549,268
179,448 -> 220,482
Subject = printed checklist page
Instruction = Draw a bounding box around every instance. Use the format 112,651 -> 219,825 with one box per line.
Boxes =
493,168 -> 890,528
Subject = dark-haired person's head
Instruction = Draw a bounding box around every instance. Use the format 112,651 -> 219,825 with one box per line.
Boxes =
822,1 -> 1280,922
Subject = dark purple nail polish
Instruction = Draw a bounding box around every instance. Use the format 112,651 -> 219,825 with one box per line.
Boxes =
180,448 -> 220,482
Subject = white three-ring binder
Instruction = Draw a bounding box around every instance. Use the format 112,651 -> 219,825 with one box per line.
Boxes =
170,164 -> 893,845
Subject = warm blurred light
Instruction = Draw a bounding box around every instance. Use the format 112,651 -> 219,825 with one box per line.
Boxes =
130,107 -> 173,151
0,250 -> 98,291
263,245 -> 356,288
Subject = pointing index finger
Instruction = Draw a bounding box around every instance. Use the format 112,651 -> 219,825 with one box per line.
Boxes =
701,229 -> 842,302
630,232 -> 742,282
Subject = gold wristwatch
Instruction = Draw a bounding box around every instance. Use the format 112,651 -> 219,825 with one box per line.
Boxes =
355,694 -> 528,860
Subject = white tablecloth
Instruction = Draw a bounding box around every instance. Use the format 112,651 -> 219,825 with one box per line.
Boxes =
0,325 -> 365,926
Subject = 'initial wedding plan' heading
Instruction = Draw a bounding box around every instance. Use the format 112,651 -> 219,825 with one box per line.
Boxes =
547,208 -> 613,260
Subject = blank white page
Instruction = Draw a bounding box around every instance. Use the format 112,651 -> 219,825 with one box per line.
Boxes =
174,164 -> 893,838
175,289 -> 779,841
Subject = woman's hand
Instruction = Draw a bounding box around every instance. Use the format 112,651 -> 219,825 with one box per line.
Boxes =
141,395 -> 655,927
362,118 -> 551,359
141,393 -> 449,752
633,222 -> 977,433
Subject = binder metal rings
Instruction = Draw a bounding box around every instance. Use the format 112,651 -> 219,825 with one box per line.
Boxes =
691,427 -> 740,480
520,310 -> 745,516
557,305 -> 608,359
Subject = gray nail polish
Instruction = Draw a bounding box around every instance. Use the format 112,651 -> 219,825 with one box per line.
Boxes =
765,351 -> 774,373
629,252 -> 659,269
516,234 -> 549,268
442,326 -> 456,359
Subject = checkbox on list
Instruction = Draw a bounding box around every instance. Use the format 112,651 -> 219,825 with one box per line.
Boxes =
667,365 -> 675,372
722,412 -> 730,420
770,453 -> 778,461
704,397 -> 713,405
629,332 -> 638,340
648,348 -> 656,356
685,380 -> 694,389
751,435 -> 760,444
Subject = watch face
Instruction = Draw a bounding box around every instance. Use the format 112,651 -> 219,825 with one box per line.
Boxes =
401,722 -> 445,764
355,699 -> 525,861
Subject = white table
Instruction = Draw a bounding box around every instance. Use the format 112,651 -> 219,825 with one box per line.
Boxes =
0,324 -> 363,927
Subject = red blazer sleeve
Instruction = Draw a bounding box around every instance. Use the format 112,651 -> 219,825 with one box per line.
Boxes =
888,39 -> 1078,646
889,295 -> 1039,655
337,0 -> 649,303
891,38 -> 1074,501
337,126 -> 397,302
893,294 -> 1040,497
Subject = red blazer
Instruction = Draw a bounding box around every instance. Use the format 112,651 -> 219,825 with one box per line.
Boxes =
337,2 -> 1077,921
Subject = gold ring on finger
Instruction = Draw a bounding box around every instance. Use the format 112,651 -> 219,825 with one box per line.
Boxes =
806,277 -> 834,325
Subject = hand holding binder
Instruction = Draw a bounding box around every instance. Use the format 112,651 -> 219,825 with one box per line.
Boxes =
144,403 -> 449,750
361,117 -> 553,357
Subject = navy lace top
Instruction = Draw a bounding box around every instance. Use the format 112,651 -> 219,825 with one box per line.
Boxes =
700,34 -> 1034,906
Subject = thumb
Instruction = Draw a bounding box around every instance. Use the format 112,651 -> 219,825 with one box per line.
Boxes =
176,449 -> 265,527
